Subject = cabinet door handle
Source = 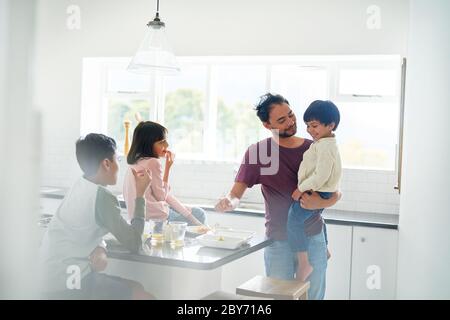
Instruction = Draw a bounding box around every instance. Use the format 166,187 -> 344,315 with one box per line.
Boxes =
360,237 -> 366,243
395,57 -> 407,194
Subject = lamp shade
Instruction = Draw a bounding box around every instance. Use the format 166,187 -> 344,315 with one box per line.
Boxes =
127,23 -> 180,75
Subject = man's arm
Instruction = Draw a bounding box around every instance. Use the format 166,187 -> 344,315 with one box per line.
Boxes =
300,191 -> 342,210
302,192 -> 342,237
214,182 -> 248,212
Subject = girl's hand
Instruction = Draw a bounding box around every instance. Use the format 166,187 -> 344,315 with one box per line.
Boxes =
186,210 -> 209,229
162,151 -> 174,183
165,150 -> 175,169
189,215 -> 203,226
132,168 -> 152,198
291,188 -> 303,201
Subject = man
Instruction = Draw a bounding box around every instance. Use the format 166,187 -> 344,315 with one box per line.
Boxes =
215,93 -> 340,300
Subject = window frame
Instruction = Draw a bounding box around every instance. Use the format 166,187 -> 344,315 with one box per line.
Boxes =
332,60 -> 402,103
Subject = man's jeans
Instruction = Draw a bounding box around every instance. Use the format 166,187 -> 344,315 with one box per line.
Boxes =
264,229 -> 328,300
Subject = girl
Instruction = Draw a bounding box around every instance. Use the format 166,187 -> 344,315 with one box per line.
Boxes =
123,121 -> 206,232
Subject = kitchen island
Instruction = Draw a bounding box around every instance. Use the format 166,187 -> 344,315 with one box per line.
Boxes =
104,234 -> 272,299
107,234 -> 271,270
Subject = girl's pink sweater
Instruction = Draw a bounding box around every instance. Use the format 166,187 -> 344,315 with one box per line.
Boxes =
123,157 -> 192,221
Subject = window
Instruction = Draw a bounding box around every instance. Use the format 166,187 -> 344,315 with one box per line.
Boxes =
270,65 -> 329,138
83,55 -> 402,170
215,65 -> 268,160
107,98 -> 152,152
163,66 -> 207,157
81,58 -> 157,155
338,102 -> 399,170
333,62 -> 401,170
338,68 -> 398,97
106,68 -> 152,94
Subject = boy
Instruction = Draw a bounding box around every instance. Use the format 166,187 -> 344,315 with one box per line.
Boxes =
288,100 -> 342,282
39,133 -> 154,299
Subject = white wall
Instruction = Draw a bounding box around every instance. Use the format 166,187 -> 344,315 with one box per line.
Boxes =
34,0 -> 407,214
0,0 -> 41,299
396,0 -> 450,299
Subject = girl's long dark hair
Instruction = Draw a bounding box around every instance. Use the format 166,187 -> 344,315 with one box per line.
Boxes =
127,121 -> 168,165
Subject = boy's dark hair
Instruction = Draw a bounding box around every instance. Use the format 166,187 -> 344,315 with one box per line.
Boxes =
303,100 -> 340,131
255,93 -> 290,123
127,121 -> 168,165
76,133 -> 117,177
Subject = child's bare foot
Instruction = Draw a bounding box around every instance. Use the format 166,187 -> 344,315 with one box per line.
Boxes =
296,263 -> 314,282
327,249 -> 331,260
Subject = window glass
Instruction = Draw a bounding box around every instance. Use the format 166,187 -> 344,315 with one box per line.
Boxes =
271,65 -> 328,138
339,69 -> 397,96
107,69 -> 152,93
336,102 -> 399,170
164,66 -> 207,155
103,57 -> 401,170
107,98 -> 152,153
215,65 -> 268,161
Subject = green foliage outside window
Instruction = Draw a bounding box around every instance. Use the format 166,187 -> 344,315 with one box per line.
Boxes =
107,99 -> 151,153
164,89 -> 204,153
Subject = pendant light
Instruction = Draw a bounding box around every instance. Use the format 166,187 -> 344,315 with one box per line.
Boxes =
127,0 -> 180,75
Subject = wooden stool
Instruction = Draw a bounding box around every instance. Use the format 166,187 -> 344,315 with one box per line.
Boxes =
201,290 -> 244,300
236,275 -> 310,300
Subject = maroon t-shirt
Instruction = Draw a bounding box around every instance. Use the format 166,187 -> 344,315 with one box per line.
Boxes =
235,137 -> 313,240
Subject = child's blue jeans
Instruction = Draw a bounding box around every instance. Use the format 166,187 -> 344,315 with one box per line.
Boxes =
287,191 -> 332,252
153,207 -> 206,233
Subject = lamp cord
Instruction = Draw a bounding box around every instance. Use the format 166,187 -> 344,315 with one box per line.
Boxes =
154,0 -> 160,20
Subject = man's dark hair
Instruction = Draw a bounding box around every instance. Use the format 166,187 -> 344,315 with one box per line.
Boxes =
255,93 -> 290,122
303,100 -> 340,131
75,133 -> 117,177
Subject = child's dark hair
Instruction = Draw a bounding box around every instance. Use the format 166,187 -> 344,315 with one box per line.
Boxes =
127,121 -> 168,164
303,100 -> 340,131
255,93 -> 290,122
76,133 -> 117,177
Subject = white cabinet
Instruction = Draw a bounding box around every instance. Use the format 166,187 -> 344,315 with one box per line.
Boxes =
350,226 -> 398,299
325,224 -> 352,300
325,225 -> 398,300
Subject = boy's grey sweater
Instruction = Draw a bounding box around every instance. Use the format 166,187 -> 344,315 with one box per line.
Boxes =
38,177 -> 145,292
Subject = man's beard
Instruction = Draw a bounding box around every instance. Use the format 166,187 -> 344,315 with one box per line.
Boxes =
276,124 -> 297,138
